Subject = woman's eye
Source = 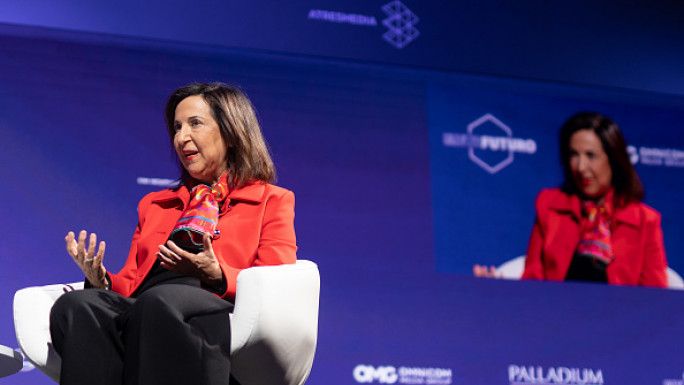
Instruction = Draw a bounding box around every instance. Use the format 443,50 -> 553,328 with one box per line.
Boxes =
173,124 -> 181,132
190,119 -> 202,127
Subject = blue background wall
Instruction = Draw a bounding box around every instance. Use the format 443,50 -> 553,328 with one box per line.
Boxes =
1,1 -> 684,384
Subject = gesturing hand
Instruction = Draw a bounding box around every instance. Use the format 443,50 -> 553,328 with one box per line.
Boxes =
157,233 -> 224,290
66,230 -> 108,289
472,264 -> 502,279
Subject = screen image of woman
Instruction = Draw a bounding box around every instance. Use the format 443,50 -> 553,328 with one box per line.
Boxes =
522,112 -> 668,287
49,83 -> 297,385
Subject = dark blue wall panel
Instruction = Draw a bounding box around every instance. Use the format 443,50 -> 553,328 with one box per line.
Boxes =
1,0 -> 684,95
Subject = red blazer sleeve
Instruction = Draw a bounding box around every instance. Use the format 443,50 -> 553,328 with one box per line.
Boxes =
522,192 -> 546,280
213,188 -> 297,300
638,208 -> 668,287
254,189 -> 297,267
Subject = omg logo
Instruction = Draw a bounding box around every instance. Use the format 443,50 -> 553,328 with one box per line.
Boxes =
353,365 -> 398,384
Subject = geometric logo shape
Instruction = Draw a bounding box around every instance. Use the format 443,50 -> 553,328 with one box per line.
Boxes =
381,1 -> 420,49
467,113 -> 514,174
627,145 -> 639,165
441,113 -> 537,175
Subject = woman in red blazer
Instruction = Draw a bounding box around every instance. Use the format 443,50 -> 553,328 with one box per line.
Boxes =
522,112 -> 667,287
50,83 -> 296,385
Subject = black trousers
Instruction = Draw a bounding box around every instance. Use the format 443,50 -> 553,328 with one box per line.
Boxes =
50,284 -> 234,385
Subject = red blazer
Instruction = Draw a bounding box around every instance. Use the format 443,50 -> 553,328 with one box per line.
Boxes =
522,188 -> 667,287
109,182 -> 297,301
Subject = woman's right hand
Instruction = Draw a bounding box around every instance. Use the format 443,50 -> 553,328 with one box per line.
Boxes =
66,230 -> 108,289
473,264 -> 502,279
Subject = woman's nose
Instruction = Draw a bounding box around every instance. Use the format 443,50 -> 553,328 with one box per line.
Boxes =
177,125 -> 191,141
576,155 -> 588,172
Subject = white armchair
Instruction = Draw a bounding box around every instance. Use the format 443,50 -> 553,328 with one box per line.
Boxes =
13,259 -> 320,385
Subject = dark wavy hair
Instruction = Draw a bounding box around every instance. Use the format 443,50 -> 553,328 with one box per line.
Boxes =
559,112 -> 644,207
165,83 -> 276,187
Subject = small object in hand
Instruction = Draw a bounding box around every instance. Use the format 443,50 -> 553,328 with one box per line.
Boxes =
169,228 -> 206,254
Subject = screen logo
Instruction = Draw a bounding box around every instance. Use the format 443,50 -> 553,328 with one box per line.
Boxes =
442,113 -> 537,174
136,176 -> 176,187
353,364 -> 452,384
308,1 -> 420,49
381,1 -> 420,49
629,145 -> 684,168
354,365 -> 398,384
508,365 -> 604,385
662,371 -> 684,385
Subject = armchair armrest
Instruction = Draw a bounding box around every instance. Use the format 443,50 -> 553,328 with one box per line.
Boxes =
230,260 -> 320,385
13,282 -> 84,382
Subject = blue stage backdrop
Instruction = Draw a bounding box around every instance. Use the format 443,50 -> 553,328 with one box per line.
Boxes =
1,0 -> 684,96
1,20 -> 684,385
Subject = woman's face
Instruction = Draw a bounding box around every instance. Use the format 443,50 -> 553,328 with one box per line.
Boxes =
173,95 -> 228,184
568,129 -> 612,199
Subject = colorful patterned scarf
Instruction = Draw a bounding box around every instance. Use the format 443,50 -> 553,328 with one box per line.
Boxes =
577,191 -> 614,265
170,173 -> 230,253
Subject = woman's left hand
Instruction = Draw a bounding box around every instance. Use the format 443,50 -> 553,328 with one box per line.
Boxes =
472,264 -> 503,279
157,233 -> 224,290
